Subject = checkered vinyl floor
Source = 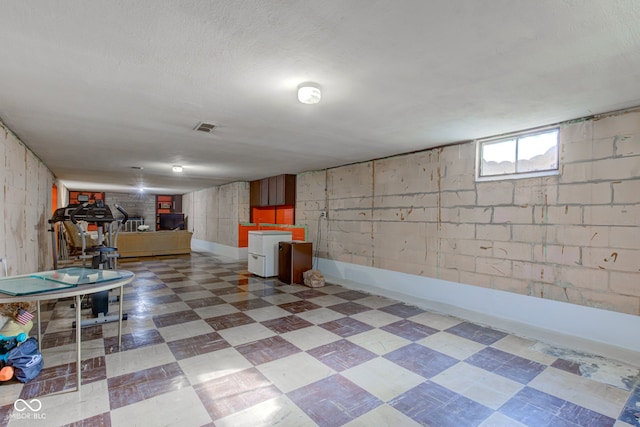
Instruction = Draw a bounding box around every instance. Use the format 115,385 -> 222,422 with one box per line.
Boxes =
0,252 -> 638,426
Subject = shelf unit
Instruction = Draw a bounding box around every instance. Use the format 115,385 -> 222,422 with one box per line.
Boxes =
68,191 -> 104,205
156,195 -> 182,230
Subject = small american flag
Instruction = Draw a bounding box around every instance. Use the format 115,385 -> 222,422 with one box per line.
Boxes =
16,309 -> 33,325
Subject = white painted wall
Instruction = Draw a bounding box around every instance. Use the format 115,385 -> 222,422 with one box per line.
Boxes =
182,181 -> 250,248
0,120 -> 55,276
191,238 -> 247,261
317,257 -> 640,365
174,110 -> 640,364
297,111 -> 640,317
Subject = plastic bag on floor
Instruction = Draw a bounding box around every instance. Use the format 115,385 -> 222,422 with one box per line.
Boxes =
303,269 -> 325,288
7,337 -> 43,383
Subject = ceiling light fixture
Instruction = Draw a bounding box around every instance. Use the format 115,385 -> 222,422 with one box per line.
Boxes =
172,165 -> 183,173
297,83 -> 322,104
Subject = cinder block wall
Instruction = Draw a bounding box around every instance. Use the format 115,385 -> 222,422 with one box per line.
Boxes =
297,110 -> 640,316
0,120 -> 55,275
105,192 -> 156,230
183,181 -> 249,247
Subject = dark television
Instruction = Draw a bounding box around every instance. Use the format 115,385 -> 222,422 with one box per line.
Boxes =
158,213 -> 185,230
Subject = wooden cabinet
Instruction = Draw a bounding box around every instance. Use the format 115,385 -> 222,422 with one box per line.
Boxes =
250,180 -> 261,206
250,174 -> 296,207
267,176 -> 277,205
278,241 -> 312,285
118,231 -> 192,258
261,177 -> 271,206
275,174 -> 296,205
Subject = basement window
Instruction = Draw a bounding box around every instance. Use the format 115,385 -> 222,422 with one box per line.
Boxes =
476,127 -> 559,181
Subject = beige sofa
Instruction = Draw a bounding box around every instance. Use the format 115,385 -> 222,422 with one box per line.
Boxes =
116,230 -> 193,258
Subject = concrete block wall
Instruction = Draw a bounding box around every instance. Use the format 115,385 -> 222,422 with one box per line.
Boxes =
297,109 -> 640,316
183,181 -> 249,248
105,191 -> 156,230
0,120 -> 55,276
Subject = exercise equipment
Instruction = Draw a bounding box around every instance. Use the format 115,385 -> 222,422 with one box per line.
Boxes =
49,195 -> 128,269
49,195 -> 129,326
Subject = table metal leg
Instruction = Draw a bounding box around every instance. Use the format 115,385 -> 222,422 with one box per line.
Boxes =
75,295 -> 81,391
36,300 -> 42,351
118,285 -> 124,348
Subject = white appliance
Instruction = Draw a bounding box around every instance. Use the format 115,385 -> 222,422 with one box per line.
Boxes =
248,231 -> 292,277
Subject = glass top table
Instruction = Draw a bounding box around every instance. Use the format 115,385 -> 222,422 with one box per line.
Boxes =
0,267 -> 134,296
0,267 -> 135,391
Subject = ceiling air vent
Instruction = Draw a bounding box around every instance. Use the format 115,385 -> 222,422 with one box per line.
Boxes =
194,122 -> 216,133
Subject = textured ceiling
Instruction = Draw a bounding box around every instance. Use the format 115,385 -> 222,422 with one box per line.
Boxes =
1,1 -> 639,194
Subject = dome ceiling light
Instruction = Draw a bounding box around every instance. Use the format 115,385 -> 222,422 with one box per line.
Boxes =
297,83 -> 322,104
